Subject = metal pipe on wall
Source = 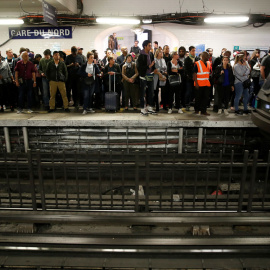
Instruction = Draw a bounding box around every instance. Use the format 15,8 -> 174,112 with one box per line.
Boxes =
3,127 -> 11,153
22,127 -> 29,153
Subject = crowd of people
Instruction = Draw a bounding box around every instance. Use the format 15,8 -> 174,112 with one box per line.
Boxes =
0,38 -> 269,116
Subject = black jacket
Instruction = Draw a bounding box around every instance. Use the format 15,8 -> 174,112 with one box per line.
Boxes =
78,63 -> 101,89
77,63 -> 101,78
65,54 -> 83,76
167,60 -> 184,76
213,55 -> 222,72
136,51 -> 155,77
101,56 -> 108,67
103,63 -> 122,85
184,56 -> 199,81
130,46 -> 141,55
163,54 -> 172,65
213,64 -> 234,86
116,54 -> 126,70
5,58 -> 16,75
46,61 -> 68,82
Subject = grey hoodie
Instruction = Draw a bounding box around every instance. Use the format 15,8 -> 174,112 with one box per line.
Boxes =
0,61 -> 12,84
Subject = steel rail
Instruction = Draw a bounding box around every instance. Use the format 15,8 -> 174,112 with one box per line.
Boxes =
1,246 -> 270,254
1,234 -> 270,268
1,234 -> 270,246
1,214 -> 270,225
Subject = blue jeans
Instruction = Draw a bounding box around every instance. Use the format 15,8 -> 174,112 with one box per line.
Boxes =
18,79 -> 33,109
42,77 -> 50,107
140,79 -> 154,108
234,82 -> 249,111
83,82 -> 95,110
259,79 -> 265,88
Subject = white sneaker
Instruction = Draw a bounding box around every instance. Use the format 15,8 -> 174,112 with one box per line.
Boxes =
178,108 -> 183,114
28,109 -> 33,113
168,109 -> 172,114
17,109 -> 22,114
217,109 -> 222,114
147,106 -> 156,114
87,108 -> 95,113
224,109 -> 229,116
82,110 -> 87,115
140,108 -> 148,116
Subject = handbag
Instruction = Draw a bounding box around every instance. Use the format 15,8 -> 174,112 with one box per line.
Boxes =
168,74 -> 181,85
235,74 -> 251,89
218,73 -> 225,84
159,75 -> 166,86
250,69 -> 260,78
84,76 -> 94,85
145,73 -> 154,81
243,78 -> 252,89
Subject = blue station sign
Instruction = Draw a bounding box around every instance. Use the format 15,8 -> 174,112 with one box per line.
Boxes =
9,26 -> 72,39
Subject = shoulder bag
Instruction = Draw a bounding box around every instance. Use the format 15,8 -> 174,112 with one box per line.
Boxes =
168,74 -> 181,85
235,74 -> 251,89
145,73 -> 154,81
84,76 -> 94,85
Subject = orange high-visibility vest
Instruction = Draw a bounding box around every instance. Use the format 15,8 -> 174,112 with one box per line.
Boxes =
194,60 -> 211,87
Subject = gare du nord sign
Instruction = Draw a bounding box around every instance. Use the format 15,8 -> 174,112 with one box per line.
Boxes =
9,26 -> 72,39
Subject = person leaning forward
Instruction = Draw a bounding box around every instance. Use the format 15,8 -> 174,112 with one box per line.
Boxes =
46,51 -> 70,113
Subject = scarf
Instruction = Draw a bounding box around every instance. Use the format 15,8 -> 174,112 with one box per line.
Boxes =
125,62 -> 132,68
189,53 -> 195,63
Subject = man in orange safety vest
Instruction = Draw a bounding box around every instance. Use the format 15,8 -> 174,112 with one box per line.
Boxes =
193,51 -> 211,116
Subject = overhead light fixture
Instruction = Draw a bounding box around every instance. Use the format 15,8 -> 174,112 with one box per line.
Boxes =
0,19 -> 24,25
142,19 -> 152,24
204,16 -> 249,24
96,17 -> 140,25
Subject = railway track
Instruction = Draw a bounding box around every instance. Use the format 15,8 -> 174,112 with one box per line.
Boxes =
1,212 -> 270,268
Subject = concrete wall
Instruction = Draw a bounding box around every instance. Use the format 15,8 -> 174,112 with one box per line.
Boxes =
0,23 -> 269,58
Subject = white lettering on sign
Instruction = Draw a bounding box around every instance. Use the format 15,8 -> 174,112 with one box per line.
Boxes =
9,27 -> 71,39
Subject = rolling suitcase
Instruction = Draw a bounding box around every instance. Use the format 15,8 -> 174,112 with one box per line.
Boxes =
105,73 -> 119,112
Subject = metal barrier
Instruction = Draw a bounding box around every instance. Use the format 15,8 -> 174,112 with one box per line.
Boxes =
0,126 -> 261,154
0,149 -> 269,212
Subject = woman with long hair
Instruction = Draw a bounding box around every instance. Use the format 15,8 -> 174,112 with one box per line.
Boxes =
233,54 -> 250,115
213,56 -> 234,115
153,48 -> 167,111
167,51 -> 184,114
78,52 -> 101,115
